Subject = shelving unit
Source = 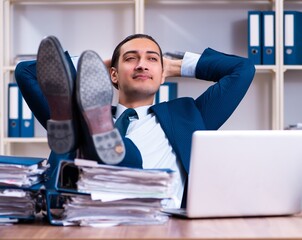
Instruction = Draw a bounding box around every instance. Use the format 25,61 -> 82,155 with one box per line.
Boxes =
144,0 -> 280,130
1,0 -> 301,157
283,0 -> 302,129
0,0 -> 141,156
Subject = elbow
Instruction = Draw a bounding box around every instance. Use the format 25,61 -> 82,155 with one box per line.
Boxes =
241,58 -> 256,84
14,60 -> 37,88
15,61 -> 28,87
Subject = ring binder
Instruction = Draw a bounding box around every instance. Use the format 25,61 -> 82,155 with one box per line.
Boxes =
262,11 -> 275,65
248,11 -> 262,65
284,11 -> 302,65
8,83 -> 20,137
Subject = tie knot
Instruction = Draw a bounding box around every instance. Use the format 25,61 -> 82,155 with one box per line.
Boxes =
123,108 -> 137,119
115,108 -> 138,136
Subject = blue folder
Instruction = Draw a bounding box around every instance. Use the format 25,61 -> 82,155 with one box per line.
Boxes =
0,155 -> 47,223
20,95 -> 34,137
0,183 -> 44,223
248,11 -> 262,65
284,11 -> 302,65
262,11 -> 275,65
155,82 -> 178,104
0,155 -> 48,189
8,83 -> 20,137
45,160 -> 91,226
0,155 -> 47,166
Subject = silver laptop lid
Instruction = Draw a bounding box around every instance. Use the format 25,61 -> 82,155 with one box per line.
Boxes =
187,130 -> 302,218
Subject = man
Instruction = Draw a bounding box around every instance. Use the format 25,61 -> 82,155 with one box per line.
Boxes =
15,34 -> 255,207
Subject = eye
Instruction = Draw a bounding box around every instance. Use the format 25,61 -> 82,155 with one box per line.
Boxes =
125,56 -> 136,61
149,57 -> 158,61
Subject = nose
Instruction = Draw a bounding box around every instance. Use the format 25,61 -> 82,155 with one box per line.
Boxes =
135,59 -> 148,71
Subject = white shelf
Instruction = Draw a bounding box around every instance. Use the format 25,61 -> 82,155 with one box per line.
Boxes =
283,66 -> 302,71
0,0 -> 141,156
8,0 -> 135,4
3,65 -> 15,72
255,65 -> 278,73
145,0 -> 273,4
3,137 -> 48,143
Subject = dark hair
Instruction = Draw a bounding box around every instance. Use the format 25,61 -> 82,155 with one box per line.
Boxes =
111,33 -> 163,69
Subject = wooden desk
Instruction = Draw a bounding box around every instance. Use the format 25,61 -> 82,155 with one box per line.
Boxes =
2,215 -> 302,239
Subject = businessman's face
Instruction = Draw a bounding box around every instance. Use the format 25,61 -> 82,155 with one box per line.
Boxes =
110,38 -> 164,106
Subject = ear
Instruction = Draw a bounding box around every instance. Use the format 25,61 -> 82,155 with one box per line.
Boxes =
161,74 -> 166,85
110,67 -> 119,88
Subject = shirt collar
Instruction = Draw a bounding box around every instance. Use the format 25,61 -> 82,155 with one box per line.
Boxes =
115,103 -> 152,120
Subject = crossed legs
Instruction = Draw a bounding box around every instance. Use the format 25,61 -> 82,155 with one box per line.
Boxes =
36,36 -> 125,165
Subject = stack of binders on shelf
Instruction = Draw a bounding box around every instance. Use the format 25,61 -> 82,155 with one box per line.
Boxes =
46,159 -> 176,227
0,155 -> 49,224
248,11 -> 275,65
155,82 -> 178,104
8,83 -> 34,138
284,11 -> 302,65
248,10 -> 302,65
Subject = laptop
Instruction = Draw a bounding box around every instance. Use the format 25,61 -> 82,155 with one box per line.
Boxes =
163,130 -> 302,218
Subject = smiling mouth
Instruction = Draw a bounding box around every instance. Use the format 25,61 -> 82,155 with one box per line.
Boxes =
133,74 -> 152,80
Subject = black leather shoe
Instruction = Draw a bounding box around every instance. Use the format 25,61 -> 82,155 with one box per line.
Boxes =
76,50 -> 125,165
36,36 -> 78,154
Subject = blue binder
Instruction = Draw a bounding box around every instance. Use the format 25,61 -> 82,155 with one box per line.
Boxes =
0,155 -> 47,223
262,11 -> 275,65
0,155 -> 48,189
284,11 -> 302,65
45,159 -> 87,225
248,11 -> 262,65
20,95 -> 34,137
0,154 -> 47,167
8,83 -> 20,137
155,82 -> 178,104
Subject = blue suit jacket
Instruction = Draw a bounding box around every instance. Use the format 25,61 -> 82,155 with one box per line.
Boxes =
15,48 -> 255,188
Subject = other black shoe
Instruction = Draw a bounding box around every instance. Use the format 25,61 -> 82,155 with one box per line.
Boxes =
36,36 -> 77,154
76,50 -> 125,165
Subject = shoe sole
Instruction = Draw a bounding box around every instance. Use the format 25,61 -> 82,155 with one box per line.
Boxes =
76,50 -> 125,165
36,36 -> 76,154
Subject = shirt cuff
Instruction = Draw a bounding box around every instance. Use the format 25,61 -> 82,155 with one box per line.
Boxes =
180,52 -> 200,77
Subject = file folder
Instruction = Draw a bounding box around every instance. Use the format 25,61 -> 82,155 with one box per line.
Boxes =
155,82 -> 178,104
0,188 -> 39,223
45,190 -> 77,226
262,11 -> 275,65
0,155 -> 48,189
0,155 -> 47,168
248,11 -> 262,65
0,183 -> 44,223
0,155 -> 47,223
8,83 -> 20,137
20,96 -> 34,137
45,160 -> 87,226
45,159 -> 174,226
284,11 -> 302,65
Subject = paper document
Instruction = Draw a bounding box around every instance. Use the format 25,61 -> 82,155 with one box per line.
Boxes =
50,158 -> 177,226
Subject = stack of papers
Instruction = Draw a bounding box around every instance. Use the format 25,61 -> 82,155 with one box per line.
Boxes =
0,155 -> 49,224
0,189 -> 37,224
0,155 -> 49,188
56,158 -> 176,227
